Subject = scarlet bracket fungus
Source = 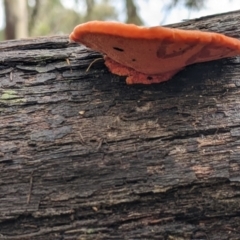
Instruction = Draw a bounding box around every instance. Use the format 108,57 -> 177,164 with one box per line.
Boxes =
69,21 -> 240,85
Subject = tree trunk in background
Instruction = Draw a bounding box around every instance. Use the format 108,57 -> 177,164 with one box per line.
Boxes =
1,10 -> 240,240
29,0 -> 41,35
4,0 -> 28,40
125,0 -> 143,25
84,0 -> 95,21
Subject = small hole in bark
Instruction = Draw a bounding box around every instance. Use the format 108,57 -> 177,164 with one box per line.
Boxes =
147,76 -> 153,81
132,59 -> 136,61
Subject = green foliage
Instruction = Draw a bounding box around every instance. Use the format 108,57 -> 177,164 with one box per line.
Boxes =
29,0 -> 117,37
29,0 -> 82,36
2,0 -> 207,38
0,29 -> 4,41
83,0 -> 117,21
168,0 -> 205,10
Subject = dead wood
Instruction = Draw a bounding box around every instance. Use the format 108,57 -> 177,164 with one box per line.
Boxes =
1,10 -> 240,240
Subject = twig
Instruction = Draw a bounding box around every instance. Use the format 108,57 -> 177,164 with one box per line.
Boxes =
27,170 -> 34,204
86,58 -> 103,72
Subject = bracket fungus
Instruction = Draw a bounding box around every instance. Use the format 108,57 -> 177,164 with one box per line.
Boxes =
70,21 -> 240,84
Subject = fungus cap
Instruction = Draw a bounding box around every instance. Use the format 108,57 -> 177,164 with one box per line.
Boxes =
70,21 -> 240,84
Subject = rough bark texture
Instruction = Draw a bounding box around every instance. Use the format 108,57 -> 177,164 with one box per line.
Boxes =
1,11 -> 240,240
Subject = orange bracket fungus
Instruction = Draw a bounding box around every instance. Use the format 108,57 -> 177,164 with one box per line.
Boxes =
69,21 -> 240,85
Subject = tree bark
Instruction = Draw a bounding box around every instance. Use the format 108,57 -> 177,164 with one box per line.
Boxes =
1,10 -> 240,240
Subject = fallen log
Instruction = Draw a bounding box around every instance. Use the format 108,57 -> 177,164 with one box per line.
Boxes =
1,10 -> 240,240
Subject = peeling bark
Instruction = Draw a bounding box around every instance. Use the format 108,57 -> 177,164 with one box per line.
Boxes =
1,11 -> 240,240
